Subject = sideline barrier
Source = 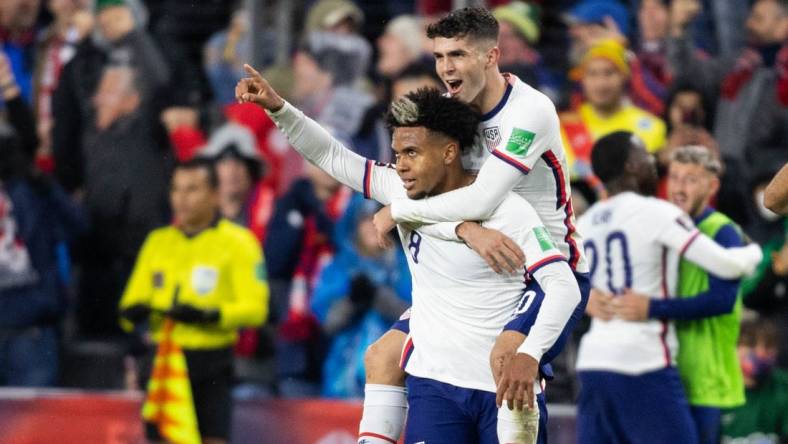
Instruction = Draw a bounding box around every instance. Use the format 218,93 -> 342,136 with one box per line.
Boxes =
0,389 -> 576,443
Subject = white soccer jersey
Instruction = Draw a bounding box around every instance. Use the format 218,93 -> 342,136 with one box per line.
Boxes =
574,192 -> 700,375
267,101 -> 576,393
363,162 -> 565,392
393,74 -> 589,274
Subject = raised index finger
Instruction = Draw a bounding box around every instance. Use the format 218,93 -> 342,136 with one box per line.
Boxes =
243,63 -> 263,79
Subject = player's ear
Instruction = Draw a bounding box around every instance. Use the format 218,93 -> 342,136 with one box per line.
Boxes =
444,142 -> 459,164
487,45 -> 500,68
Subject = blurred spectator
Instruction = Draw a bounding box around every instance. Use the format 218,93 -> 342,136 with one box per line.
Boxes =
305,0 -> 365,35
119,158 -> 268,444
204,6 -> 277,106
73,65 -> 172,336
667,0 -> 788,225
311,196 -> 411,398
655,82 -> 717,197
53,0 -> 171,193
0,0 -> 42,103
560,39 -> 666,193
721,318 -> 788,443
630,0 -> 671,115
32,0 -> 93,173
564,0 -> 630,65
198,124 -> 274,241
492,1 -> 560,101
0,52 -> 86,387
264,164 -> 351,396
149,0 -> 232,106
292,31 -> 376,158
376,15 -> 427,80
390,61 -> 442,101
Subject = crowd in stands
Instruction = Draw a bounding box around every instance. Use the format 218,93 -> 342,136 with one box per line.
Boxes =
1,0 -> 786,440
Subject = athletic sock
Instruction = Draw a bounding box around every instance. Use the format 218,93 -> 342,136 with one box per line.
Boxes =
358,384 -> 408,444
497,399 -> 540,444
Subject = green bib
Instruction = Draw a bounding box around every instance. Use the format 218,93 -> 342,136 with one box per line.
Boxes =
676,211 -> 745,408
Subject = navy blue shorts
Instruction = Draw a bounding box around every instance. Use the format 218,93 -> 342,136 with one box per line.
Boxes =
577,367 -> 698,444
503,272 -> 590,365
404,376 -> 548,444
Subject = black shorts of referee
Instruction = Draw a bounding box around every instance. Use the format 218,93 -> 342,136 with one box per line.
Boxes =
143,347 -> 234,441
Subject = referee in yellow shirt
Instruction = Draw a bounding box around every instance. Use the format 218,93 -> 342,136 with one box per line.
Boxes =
119,158 -> 268,444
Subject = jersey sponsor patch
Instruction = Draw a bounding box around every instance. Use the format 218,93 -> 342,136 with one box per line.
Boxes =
533,226 -> 555,251
505,128 -> 536,156
191,265 -> 218,295
483,126 -> 501,151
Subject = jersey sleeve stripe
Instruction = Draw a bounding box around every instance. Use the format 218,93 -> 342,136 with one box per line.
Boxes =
541,150 -> 581,270
678,230 -> 701,257
492,150 -> 531,174
658,247 -> 672,367
359,432 -> 397,444
541,151 -> 568,209
399,335 -> 414,370
527,255 -> 567,274
362,159 -> 373,199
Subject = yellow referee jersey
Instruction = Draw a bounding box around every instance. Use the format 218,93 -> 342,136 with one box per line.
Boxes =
120,219 -> 268,349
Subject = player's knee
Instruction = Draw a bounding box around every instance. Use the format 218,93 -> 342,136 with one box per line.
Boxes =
364,342 -> 404,385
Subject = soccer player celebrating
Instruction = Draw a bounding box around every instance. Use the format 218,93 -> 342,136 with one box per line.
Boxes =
236,67 -> 581,442
575,132 -> 763,444
364,7 -> 592,443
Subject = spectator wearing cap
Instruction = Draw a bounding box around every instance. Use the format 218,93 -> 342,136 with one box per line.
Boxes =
493,1 -> 560,101
667,0 -> 788,228
565,0 -> 670,115
560,39 -> 666,194
311,194 -> 411,399
564,0 -> 631,64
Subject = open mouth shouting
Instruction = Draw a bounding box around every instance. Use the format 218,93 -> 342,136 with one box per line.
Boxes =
445,79 -> 463,96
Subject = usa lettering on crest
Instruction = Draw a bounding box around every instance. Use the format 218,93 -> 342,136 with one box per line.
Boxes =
483,126 -> 501,151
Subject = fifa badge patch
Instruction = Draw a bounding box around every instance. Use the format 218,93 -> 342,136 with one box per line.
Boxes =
483,126 -> 501,151
506,128 -> 536,156
533,226 -> 555,251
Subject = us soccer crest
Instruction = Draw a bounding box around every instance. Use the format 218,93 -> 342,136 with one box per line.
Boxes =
483,126 -> 501,151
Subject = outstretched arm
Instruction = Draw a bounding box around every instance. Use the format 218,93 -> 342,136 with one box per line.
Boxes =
655,211 -> 761,279
237,64 -> 400,203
